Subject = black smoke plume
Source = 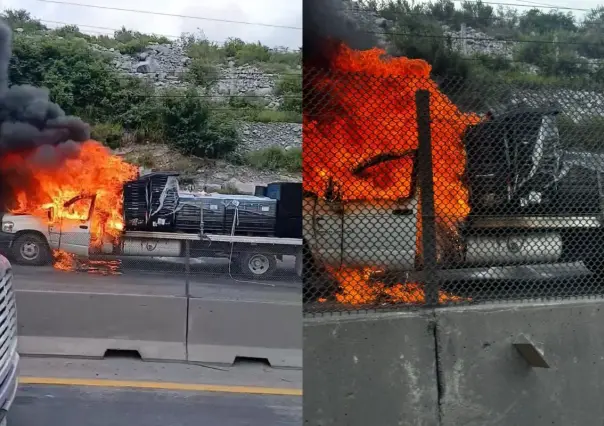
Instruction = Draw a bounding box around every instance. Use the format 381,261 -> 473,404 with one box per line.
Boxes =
0,19 -> 90,162
303,0 -> 377,69
0,19 -> 92,211
303,0 -> 380,122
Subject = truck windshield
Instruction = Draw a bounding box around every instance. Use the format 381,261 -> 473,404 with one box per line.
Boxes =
343,151 -> 416,202
62,196 -> 93,221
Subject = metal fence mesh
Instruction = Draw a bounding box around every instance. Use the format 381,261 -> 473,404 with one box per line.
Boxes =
303,68 -> 604,314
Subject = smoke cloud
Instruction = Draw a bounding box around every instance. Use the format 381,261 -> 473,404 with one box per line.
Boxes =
303,0 -> 378,69
0,19 -> 90,163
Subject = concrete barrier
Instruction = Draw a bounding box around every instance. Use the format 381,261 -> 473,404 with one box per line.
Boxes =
436,299 -> 604,426
16,290 -> 187,361
187,295 -> 302,368
303,311 -> 439,426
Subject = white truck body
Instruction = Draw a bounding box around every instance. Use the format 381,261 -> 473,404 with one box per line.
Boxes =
0,195 -> 303,278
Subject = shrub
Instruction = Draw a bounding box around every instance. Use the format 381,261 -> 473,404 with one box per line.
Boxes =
275,74 -> 302,95
91,122 -> 124,149
118,39 -> 150,55
185,58 -> 218,87
135,152 -> 155,168
245,146 -> 302,172
250,109 -> 302,123
186,39 -> 224,62
160,88 -> 240,158
235,42 -> 271,63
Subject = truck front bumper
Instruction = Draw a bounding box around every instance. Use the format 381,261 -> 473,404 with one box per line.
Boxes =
0,347 -> 19,424
0,233 -> 12,256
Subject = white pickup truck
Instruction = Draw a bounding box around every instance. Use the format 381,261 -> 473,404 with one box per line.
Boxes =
0,193 -> 303,279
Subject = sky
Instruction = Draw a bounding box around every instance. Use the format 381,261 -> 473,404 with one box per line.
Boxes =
0,0 -> 302,49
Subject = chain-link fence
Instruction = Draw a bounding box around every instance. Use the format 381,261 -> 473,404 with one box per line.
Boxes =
303,66 -> 604,314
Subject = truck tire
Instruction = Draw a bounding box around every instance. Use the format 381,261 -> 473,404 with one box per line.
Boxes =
11,233 -> 52,266
238,252 -> 277,279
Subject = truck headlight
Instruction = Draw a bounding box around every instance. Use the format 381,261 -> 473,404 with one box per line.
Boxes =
2,222 -> 14,233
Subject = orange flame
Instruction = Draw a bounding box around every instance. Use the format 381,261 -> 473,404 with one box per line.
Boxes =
2,141 -> 138,249
327,266 -> 463,305
304,44 -> 479,304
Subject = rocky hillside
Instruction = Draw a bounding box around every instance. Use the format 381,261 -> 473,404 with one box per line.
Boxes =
82,39 -> 302,153
5,10 -> 302,190
335,0 -> 604,122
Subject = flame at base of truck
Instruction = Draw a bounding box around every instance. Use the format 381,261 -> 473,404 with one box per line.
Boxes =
327,266 -> 465,305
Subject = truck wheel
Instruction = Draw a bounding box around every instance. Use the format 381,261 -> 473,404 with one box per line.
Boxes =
238,252 -> 277,279
11,233 -> 51,266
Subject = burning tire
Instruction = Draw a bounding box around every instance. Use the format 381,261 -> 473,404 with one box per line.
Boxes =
11,232 -> 51,266
238,252 -> 277,279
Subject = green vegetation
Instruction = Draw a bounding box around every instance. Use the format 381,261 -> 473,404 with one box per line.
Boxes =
182,35 -> 301,73
245,146 -> 302,173
2,9 -> 302,166
367,0 -> 604,96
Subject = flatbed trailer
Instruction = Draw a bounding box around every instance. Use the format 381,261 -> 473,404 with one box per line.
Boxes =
119,231 -> 303,279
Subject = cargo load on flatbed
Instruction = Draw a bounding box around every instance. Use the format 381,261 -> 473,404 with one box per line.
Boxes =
122,172 -> 303,239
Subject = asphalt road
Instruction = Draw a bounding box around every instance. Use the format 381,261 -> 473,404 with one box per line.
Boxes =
11,356 -> 302,426
10,255 -> 301,302
11,385 -> 301,426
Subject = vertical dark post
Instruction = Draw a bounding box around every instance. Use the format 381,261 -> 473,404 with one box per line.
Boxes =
184,240 -> 191,297
416,90 -> 439,307
184,239 -> 191,358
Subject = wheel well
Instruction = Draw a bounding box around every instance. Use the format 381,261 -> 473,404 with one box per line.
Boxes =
13,230 -> 50,246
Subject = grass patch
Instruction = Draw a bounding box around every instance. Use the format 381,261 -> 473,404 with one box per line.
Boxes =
245,146 -> 301,172
249,109 -> 302,123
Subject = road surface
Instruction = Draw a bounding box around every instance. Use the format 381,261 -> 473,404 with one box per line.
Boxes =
11,356 -> 302,426
11,256 -> 301,303
12,386 -> 300,426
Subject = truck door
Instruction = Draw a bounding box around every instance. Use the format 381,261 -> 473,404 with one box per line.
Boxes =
52,195 -> 95,256
343,198 -> 418,271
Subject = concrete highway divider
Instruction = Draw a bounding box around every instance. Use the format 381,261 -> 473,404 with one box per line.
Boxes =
304,310 -> 439,426
12,267 -> 302,368
187,283 -> 302,368
187,297 -> 302,368
16,289 -> 188,362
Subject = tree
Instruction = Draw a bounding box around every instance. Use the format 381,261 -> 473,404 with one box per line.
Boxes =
1,9 -> 47,33
160,88 -> 239,158
519,9 -> 576,34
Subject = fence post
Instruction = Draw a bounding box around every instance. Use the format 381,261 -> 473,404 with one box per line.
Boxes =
184,240 -> 191,297
415,89 -> 439,307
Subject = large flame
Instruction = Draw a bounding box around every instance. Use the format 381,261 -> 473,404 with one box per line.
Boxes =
1,141 -> 138,250
304,43 -> 480,305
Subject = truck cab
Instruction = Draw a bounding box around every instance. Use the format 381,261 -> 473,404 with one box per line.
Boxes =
0,194 -> 95,265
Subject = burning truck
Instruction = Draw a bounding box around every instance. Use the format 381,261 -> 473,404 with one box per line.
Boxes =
0,170 -> 303,278
302,42 -> 604,304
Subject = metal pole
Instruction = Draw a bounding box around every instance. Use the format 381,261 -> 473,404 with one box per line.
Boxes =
184,240 -> 191,358
416,90 -> 439,307
460,23 -> 468,56
184,240 -> 191,297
